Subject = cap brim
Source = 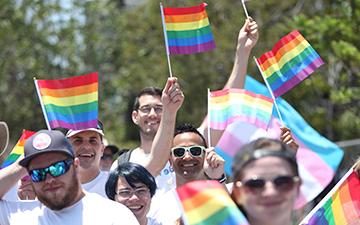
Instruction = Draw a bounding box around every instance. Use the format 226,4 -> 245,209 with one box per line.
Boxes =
19,149 -> 73,168
0,122 -> 9,155
66,128 -> 104,138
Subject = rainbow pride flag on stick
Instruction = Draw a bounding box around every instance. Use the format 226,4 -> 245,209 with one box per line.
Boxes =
209,88 -> 273,130
300,168 -> 360,225
0,130 -> 35,169
34,72 -> 99,130
255,30 -> 324,98
161,3 -> 216,55
176,180 -> 249,225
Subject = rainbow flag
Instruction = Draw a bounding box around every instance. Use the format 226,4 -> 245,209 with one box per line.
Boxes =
34,72 -> 98,130
161,3 -> 216,55
300,169 -> 360,225
209,88 -> 273,130
0,130 -> 35,169
176,180 -> 249,225
256,30 -> 324,97
216,76 -> 343,209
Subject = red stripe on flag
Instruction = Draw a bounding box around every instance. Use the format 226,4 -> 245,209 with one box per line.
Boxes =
37,72 -> 98,89
163,3 -> 207,15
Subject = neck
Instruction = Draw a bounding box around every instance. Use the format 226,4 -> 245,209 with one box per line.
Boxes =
175,173 -> 206,187
139,133 -> 154,154
249,214 -> 293,225
78,168 -> 100,184
139,216 -> 148,225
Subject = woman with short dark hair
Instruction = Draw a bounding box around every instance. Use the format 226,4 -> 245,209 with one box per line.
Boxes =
106,162 -> 160,225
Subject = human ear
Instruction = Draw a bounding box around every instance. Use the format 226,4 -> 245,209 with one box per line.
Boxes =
131,110 -> 139,125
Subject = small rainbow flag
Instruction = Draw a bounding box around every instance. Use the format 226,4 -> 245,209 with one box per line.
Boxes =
176,180 -> 249,225
300,169 -> 360,225
209,88 -> 273,130
256,30 -> 324,97
161,3 -> 216,55
0,130 -> 35,169
34,72 -> 98,130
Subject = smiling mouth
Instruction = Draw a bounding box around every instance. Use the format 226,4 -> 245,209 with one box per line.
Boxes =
77,153 -> 94,158
128,205 -> 143,212
182,163 -> 196,167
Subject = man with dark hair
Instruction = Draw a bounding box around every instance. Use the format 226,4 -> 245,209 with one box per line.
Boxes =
100,145 -> 119,171
0,130 -> 139,225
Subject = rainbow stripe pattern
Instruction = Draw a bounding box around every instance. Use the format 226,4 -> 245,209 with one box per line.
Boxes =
176,180 -> 249,225
35,72 -> 98,130
209,89 -> 273,130
0,130 -> 35,169
215,76 -> 343,209
302,170 -> 360,225
256,30 -> 324,97
162,3 -> 216,55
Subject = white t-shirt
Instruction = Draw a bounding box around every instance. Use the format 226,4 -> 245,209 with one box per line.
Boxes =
150,188 -> 182,224
0,192 -> 139,225
82,171 -> 109,198
147,217 -> 162,225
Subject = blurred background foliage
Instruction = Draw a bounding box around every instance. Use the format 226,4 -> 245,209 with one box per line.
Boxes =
0,0 -> 359,152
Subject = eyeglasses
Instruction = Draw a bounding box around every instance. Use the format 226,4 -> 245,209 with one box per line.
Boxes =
171,145 -> 205,158
116,187 -> 150,199
29,158 -> 74,183
138,105 -> 163,114
237,175 -> 299,193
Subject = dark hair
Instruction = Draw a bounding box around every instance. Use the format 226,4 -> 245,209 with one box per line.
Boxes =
105,162 -> 157,200
174,123 -> 207,148
231,138 -> 299,181
105,145 -> 119,155
132,87 -> 162,110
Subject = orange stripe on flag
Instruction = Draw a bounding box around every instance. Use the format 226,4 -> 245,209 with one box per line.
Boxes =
39,83 -> 98,98
165,11 -> 208,23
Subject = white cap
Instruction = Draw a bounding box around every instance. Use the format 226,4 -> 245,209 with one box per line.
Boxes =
66,128 -> 104,138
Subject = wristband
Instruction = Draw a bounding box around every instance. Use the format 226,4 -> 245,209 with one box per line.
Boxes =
205,173 -> 227,183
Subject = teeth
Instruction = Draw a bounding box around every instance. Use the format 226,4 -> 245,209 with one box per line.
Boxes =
128,206 -> 142,210
183,163 -> 195,167
79,153 -> 93,157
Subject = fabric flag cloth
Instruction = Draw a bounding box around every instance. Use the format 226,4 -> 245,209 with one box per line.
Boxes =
209,88 -> 273,130
176,180 -> 249,225
256,30 -> 324,97
215,76 -> 344,209
0,130 -> 35,169
300,169 -> 360,225
162,3 -> 216,55
34,72 -> 99,130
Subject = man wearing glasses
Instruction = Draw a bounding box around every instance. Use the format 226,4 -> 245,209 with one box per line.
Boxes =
0,130 -> 139,225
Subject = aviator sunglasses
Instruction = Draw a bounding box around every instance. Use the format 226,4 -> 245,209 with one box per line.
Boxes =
171,145 -> 205,158
237,175 -> 299,193
29,158 -> 74,182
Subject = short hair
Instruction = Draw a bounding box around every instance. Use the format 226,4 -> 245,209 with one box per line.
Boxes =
132,87 -> 162,110
231,138 -> 299,181
174,123 -> 207,148
105,162 -> 157,200
105,145 -> 119,155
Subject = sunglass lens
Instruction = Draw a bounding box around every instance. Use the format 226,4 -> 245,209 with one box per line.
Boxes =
173,148 -> 185,157
189,146 -> 202,156
244,178 -> 266,189
49,161 -> 67,177
274,176 -> 295,191
30,169 -> 45,182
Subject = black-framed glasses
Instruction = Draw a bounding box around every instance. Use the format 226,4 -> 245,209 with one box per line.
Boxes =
116,186 -> 150,199
138,104 -> 163,114
29,158 -> 74,183
171,145 -> 205,158
238,175 -> 299,193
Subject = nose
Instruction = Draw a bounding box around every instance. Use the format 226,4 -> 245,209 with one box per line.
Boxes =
262,182 -> 278,196
183,151 -> 192,160
44,173 -> 56,184
148,107 -> 157,117
127,193 -> 140,202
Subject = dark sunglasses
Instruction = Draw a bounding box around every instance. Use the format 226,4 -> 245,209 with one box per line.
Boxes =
171,145 -> 205,158
29,158 -> 74,183
239,175 -> 299,192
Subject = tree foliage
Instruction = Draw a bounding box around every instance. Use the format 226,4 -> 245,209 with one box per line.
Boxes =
0,0 -> 359,149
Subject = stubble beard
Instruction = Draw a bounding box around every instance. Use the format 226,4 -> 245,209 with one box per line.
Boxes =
37,171 -> 82,211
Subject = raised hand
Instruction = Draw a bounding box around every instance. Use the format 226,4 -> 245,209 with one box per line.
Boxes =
237,17 -> 259,51
203,147 -> 225,180
161,77 -> 184,114
280,126 -> 299,152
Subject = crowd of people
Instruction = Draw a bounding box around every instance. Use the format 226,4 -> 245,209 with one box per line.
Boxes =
0,18 -> 351,225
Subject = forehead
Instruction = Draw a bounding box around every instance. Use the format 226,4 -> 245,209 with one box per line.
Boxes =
104,148 -> 113,154
28,152 -> 69,170
117,176 -> 145,189
173,132 -> 204,147
240,156 -> 294,180
138,94 -> 162,106
69,130 -> 101,140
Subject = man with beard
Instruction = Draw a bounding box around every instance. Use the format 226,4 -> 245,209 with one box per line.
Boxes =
0,129 -> 139,225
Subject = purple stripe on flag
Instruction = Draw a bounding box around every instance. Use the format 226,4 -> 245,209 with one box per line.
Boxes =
49,119 -> 98,130
273,57 -> 324,97
210,115 -> 269,130
169,41 -> 215,55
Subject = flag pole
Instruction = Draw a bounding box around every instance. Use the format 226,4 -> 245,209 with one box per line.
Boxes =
160,2 -> 173,78
253,57 -> 284,126
241,0 -> 250,18
207,88 -> 212,147
299,167 -> 354,224
34,77 -> 51,130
